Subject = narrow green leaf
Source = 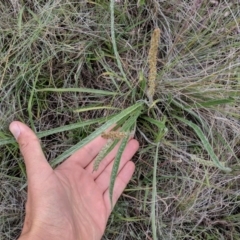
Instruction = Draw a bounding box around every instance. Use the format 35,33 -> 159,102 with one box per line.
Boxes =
140,116 -> 167,142
171,99 -> 209,132
73,106 -> 119,113
51,102 -> 143,167
0,172 -> 22,181
94,51 -> 121,91
121,112 -> 141,132
36,88 -> 117,96
175,116 -> 231,172
109,135 -> 129,207
187,98 -> 234,109
28,70 -> 40,130
139,71 -> 147,98
141,116 -> 166,130
151,144 -> 159,240
110,0 -> 132,88
0,118 -> 105,146
17,6 -> 25,36
37,118 -> 106,138
115,107 -> 142,129
138,0 -> 146,6
0,138 -> 15,146
26,8 -> 40,23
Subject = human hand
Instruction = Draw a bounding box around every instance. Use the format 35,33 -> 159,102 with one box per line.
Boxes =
9,121 -> 139,240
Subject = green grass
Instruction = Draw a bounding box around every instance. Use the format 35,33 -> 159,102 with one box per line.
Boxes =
1,0 -> 240,239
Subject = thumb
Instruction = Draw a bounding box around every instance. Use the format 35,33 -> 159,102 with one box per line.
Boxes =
9,121 -> 52,179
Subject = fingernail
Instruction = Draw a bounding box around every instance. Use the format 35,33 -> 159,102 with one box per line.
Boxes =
9,122 -> 21,140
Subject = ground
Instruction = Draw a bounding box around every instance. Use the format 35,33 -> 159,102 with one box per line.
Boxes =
0,0 -> 240,239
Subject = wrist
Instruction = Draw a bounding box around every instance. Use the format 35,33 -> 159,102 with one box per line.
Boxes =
18,224 -> 77,240
19,232 -> 74,240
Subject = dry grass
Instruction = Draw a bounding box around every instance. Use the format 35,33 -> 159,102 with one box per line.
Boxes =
0,0 -> 240,239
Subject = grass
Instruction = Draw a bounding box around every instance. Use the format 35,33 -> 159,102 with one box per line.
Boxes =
1,0 -> 240,239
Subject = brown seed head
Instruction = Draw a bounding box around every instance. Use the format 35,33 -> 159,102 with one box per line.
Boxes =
147,28 -> 161,102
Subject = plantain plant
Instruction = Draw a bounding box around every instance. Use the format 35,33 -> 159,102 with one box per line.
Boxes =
1,24 -> 232,211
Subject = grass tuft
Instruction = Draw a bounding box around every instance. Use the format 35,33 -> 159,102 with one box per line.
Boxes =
0,0 -> 240,239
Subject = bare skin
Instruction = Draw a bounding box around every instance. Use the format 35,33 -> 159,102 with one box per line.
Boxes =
9,121 -> 139,240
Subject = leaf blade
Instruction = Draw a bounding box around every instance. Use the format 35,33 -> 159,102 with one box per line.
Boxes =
51,102 -> 143,167
73,106 -> 119,113
175,116 -> 231,172
36,87 -> 117,96
0,118 -> 105,146
109,135 -> 129,207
